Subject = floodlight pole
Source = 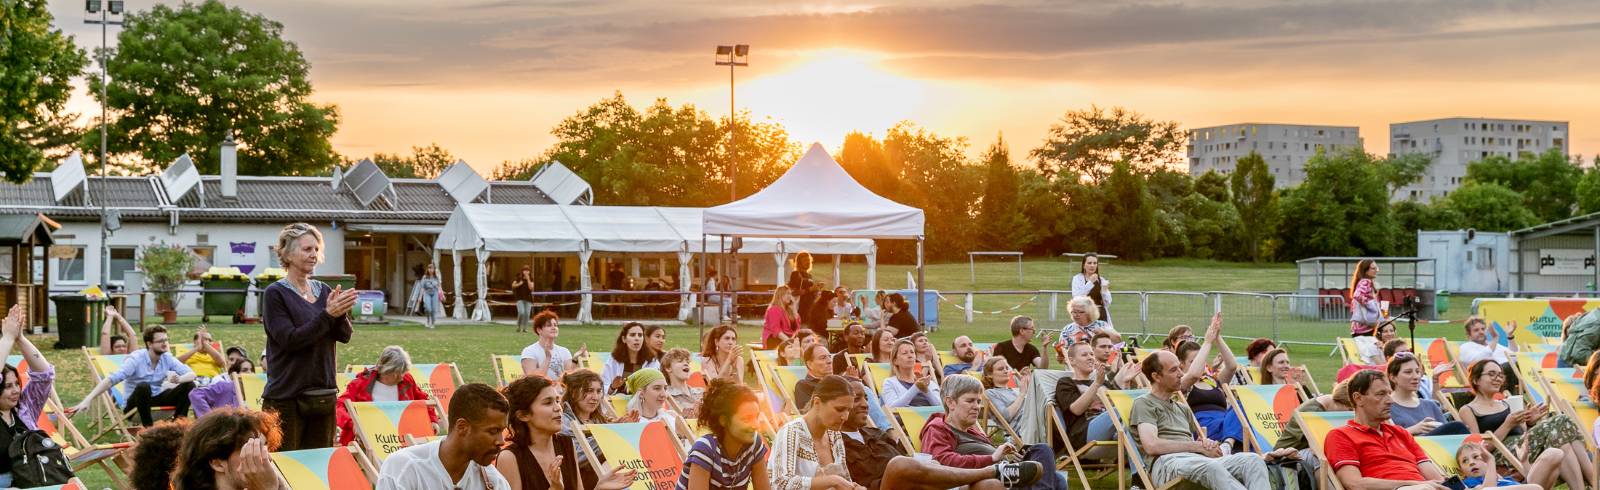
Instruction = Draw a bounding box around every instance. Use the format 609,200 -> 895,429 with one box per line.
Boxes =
87,2 -> 124,290
715,44 -> 748,203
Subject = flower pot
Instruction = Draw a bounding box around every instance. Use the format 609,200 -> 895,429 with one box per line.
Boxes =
162,310 -> 178,323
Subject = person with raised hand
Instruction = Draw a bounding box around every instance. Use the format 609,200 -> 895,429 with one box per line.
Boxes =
261,222 -> 356,450
71,324 -> 197,425
881,339 -> 939,409
171,408 -> 287,490
0,305 -> 56,488
99,304 -> 138,355
498,375 -> 635,490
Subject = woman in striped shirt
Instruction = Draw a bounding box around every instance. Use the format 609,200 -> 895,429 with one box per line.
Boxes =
678,379 -> 772,490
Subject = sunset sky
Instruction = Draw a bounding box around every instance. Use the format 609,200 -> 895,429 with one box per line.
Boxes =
51,0 -> 1600,175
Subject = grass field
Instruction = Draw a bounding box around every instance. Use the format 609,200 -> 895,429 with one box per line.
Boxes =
40,258 -> 1479,488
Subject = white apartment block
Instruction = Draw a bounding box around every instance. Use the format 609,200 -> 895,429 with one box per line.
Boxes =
1390,117 -> 1569,201
1187,123 -> 1361,188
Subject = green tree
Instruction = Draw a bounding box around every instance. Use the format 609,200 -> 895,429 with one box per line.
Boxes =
977,135 -> 1029,250
1390,200 -> 1463,255
882,122 -> 982,260
366,143 -> 456,179
1277,148 -> 1398,259
1194,170 -> 1230,202
1231,152 -> 1279,262
0,0 -> 88,183
92,0 -> 339,176
1146,169 -> 1195,206
1378,153 -> 1433,196
1098,162 -> 1159,259
1465,149 -> 1581,222
1029,105 -> 1184,180
835,131 -> 898,201
1441,182 -> 1539,232
1576,163 -> 1600,215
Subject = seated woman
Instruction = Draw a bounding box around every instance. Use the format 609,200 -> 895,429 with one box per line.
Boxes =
498,375 -> 636,490
921,374 -> 1069,490
881,339 -> 940,409
620,368 -> 692,447
661,348 -> 704,418
0,305 -> 56,488
869,329 -> 896,364
1058,296 -> 1121,346
560,369 -> 610,477
980,357 -> 1031,434
1385,353 -> 1466,436
679,379 -> 771,490
1455,439 -> 1583,490
334,345 -> 438,446
1459,359 -> 1593,486
805,290 -> 837,333
699,324 -> 746,384
769,375 -> 865,490
1359,322 -> 1399,365
1161,325 -> 1194,352
910,332 -> 942,379
776,337 -> 802,367
602,322 -> 660,395
1259,348 -> 1318,398
1053,337 -> 1134,460
1174,315 -> 1243,452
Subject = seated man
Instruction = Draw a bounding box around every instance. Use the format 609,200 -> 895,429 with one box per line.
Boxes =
179,326 -> 226,379
1131,350 -> 1288,490
842,380 -> 1036,490
943,335 -> 988,377
793,344 -> 832,412
72,325 -> 197,425
1325,369 -> 1450,490
831,322 -> 868,376
378,383 -> 511,489
1457,317 -> 1519,393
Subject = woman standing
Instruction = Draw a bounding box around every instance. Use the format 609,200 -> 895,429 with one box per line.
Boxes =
513,266 -> 535,333
763,286 -> 799,349
498,375 -> 636,490
881,339 -> 940,409
1348,259 -> 1382,337
700,325 -> 746,383
262,222 -> 356,450
788,252 -> 817,326
1070,253 -> 1111,322
407,263 -> 442,330
680,379 -> 772,490
601,322 -> 660,394
769,375 -> 863,490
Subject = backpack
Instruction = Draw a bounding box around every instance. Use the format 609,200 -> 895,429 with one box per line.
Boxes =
9,429 -> 74,487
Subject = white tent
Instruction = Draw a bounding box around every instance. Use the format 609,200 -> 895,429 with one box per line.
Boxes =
433,203 -> 875,322
703,143 -> 927,324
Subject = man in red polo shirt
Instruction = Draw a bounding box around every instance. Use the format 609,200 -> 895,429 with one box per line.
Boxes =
1325,369 -> 1450,490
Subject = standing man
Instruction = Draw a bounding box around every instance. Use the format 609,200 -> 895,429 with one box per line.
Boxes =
1130,350 -> 1284,490
72,325 -> 197,425
378,384 -> 511,489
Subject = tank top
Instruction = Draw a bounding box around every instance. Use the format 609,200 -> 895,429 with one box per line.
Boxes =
509,434 -> 596,490
1471,403 -> 1525,438
1186,380 -> 1229,413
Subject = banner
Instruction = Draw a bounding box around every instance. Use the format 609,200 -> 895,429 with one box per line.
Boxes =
1413,434 -> 1479,475
271,448 -> 371,490
1229,384 -> 1300,452
587,421 -> 683,490
1539,249 -> 1595,276
351,400 -> 436,463
230,241 -> 257,275
1474,298 -> 1600,344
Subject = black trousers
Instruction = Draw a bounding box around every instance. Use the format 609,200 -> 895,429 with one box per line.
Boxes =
125,382 -> 195,426
263,397 -> 335,451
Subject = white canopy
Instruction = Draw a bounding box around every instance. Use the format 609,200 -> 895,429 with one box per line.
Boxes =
435,203 -> 875,254
703,143 -> 925,239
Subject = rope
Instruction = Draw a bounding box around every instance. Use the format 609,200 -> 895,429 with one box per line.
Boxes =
936,292 -> 1040,315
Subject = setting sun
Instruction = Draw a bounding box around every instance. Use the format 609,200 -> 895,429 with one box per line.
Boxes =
739,49 -> 927,145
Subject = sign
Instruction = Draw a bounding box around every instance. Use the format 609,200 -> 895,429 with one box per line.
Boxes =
230,242 -> 257,275
1538,249 -> 1594,276
1474,298 -> 1600,343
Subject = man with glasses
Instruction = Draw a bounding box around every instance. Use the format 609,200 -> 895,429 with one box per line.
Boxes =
72,325 -> 198,425
994,316 -> 1045,370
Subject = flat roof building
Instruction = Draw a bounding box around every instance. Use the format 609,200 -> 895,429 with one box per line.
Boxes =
1390,117 -> 1569,201
1187,123 -> 1361,188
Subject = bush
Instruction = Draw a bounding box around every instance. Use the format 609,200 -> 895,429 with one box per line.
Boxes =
138,243 -> 194,310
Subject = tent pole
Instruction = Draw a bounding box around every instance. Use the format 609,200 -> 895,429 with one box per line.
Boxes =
698,234 -> 707,333
916,237 -> 926,331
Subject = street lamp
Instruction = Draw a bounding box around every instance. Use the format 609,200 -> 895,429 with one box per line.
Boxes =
715,44 -> 748,202
86,0 -> 125,290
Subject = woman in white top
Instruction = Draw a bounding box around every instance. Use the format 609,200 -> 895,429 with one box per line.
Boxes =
519,310 -> 585,380
830,287 -> 855,319
601,322 -> 660,394
620,368 -> 692,447
769,375 -> 864,490
1070,253 -> 1111,322
881,339 -> 940,409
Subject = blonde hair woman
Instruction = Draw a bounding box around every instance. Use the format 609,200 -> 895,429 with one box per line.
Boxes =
1058,296 -> 1120,346
261,222 -> 358,450
764,285 -> 799,349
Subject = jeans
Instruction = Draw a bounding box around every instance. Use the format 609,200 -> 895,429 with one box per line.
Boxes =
126,381 -> 195,426
263,397 -> 335,451
1020,444 -> 1071,490
1150,452 -> 1270,490
516,300 -> 533,330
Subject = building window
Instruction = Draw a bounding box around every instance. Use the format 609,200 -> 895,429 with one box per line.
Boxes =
188,246 -> 216,275
108,247 -> 137,282
55,245 -> 85,282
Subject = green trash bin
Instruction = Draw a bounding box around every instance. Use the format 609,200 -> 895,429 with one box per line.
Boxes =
1435,290 -> 1451,316
253,267 -> 286,318
312,274 -> 357,291
201,267 -> 253,324
51,294 -> 109,349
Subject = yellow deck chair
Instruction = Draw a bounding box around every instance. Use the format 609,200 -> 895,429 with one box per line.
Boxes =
41,393 -> 132,489
1100,389 -> 1203,490
1538,369 -> 1599,454
575,420 -> 687,489
583,351 -> 611,371
233,372 -> 354,411
748,351 -> 789,426
1512,352 -> 1550,405
1413,433 -> 1526,477
491,354 -> 525,387
864,363 -> 894,395
270,446 -> 378,490
1045,397 -> 1119,490
1229,383 -> 1304,453
1338,338 -> 1369,366
345,400 -> 441,464
81,348 -> 176,440
1298,410 -> 1356,490
891,405 -> 945,454
771,365 -> 807,414
607,394 -> 630,419
344,362 -> 464,411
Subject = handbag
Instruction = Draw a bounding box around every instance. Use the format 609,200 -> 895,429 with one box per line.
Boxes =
1351,299 -> 1381,325
297,388 -> 339,418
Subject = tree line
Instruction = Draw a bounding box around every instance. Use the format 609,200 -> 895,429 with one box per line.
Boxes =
5,0 -> 1594,264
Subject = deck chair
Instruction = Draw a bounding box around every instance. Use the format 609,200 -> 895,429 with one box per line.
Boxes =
345,400 -> 442,464
7,355 -> 30,390
18,477 -> 88,490
1538,369 -> 1599,453
583,351 -> 611,371
1045,397 -> 1119,490
1337,338 -> 1369,366
748,351 -> 790,426
1229,383 -> 1304,453
890,405 -> 945,453
81,349 -> 178,440
1421,338 -> 1468,392
575,420 -> 687,489
1412,433 -> 1526,477
233,373 -> 355,411
1511,352 -> 1550,405
1297,410 -> 1356,490
1100,389 -> 1204,490
771,365 -> 808,414
344,362 -> 464,411
40,393 -> 132,489
607,394 -> 630,419
270,446 -> 378,490
864,363 -> 894,395
491,354 -> 525,387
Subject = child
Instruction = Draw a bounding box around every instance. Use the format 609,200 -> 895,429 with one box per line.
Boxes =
1454,441 -> 1553,490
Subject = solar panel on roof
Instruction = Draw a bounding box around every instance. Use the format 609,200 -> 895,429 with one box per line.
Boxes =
437,161 -> 489,204
531,161 -> 592,205
50,153 -> 87,203
159,154 -> 203,204
342,158 -> 395,208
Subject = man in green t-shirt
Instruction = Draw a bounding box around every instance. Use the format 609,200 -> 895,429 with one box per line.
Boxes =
1129,350 -> 1283,490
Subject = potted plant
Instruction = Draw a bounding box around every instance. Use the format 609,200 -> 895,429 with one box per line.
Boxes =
138,243 -> 195,323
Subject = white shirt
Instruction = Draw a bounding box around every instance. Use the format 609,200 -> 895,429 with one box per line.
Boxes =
371,381 -> 400,402
377,440 -> 510,490
519,341 -> 573,379
1458,341 -> 1511,365
601,356 -> 660,394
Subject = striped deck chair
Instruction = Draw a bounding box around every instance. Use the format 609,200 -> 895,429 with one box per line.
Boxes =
81,349 -> 176,440
1538,368 -> 1599,453
270,446 -> 378,490
607,394 -> 630,420
1413,433 -> 1526,477
1421,338 -> 1468,393
491,354 -> 525,387
864,363 -> 894,395
1337,338 -> 1368,366
345,400 -> 441,464
234,373 -> 355,411
747,351 -> 790,427
1229,384 -> 1304,453
345,363 -> 464,413
1297,411 -> 1356,490
18,477 -> 88,490
41,393 -> 132,489
575,420 -> 687,489
583,351 -> 611,371
1512,352 -> 1550,405
890,405 -> 945,453
1100,389 -> 1203,490
771,365 -> 808,414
